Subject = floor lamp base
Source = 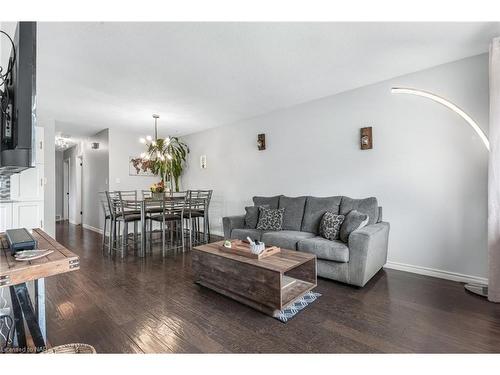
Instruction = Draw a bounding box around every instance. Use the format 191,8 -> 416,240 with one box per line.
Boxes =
464,283 -> 488,297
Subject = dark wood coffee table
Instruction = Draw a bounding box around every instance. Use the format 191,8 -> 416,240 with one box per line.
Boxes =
192,241 -> 317,316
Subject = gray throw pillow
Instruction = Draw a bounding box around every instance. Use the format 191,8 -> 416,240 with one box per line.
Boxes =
253,195 -> 282,209
244,204 -> 269,229
340,210 -> 369,243
256,207 -> 285,231
319,212 -> 345,241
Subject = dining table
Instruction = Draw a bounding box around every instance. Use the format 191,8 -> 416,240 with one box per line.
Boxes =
121,196 -> 186,257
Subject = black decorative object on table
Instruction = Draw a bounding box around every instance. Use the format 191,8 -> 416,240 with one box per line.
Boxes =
6,228 -> 37,255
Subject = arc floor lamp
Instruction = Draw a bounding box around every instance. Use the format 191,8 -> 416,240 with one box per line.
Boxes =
391,87 -> 489,297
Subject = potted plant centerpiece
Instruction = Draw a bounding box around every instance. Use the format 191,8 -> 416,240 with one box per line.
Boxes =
130,115 -> 189,194
150,181 -> 165,200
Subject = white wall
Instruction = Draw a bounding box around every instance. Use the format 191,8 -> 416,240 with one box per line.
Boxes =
58,128 -> 155,232
108,128 -> 159,191
82,129 -> 109,231
43,121 -> 55,236
0,22 -> 16,69
182,54 -> 489,281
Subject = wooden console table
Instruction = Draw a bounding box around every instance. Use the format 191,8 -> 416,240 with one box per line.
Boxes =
0,229 -> 80,352
192,241 -> 317,316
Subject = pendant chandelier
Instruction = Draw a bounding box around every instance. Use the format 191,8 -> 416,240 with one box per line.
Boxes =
138,114 -> 172,162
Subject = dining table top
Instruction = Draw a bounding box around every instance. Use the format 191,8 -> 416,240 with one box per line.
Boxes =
121,196 -> 186,202
121,195 -> 204,210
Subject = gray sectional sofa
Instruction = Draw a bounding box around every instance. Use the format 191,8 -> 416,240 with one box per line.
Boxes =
222,195 -> 390,287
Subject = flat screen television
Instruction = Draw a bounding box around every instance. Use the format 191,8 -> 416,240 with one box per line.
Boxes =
0,22 -> 36,175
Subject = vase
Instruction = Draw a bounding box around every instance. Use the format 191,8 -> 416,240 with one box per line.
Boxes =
152,192 -> 164,200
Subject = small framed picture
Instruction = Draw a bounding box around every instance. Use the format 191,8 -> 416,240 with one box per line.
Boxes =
129,156 -> 155,176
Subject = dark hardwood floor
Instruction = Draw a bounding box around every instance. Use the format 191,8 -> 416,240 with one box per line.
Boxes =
45,221 -> 500,353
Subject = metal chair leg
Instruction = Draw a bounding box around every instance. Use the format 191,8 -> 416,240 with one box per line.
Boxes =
161,221 -> 166,257
170,221 -> 174,249
206,214 -> 210,242
121,221 -> 127,258
133,221 -> 138,251
149,220 -> 153,254
110,219 -> 116,255
189,218 -> 193,250
203,214 -> 208,244
102,217 -> 107,253
180,219 -> 185,252
193,218 -> 197,245
116,220 -> 121,254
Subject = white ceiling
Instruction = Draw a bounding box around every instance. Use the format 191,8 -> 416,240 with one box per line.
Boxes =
36,22 -> 500,137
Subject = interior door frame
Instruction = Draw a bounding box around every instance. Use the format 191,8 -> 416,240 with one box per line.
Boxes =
63,158 -> 70,220
75,155 -> 83,225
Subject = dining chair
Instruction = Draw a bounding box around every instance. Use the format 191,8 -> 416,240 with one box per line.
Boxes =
186,190 -> 213,245
141,189 -> 170,252
142,189 -> 164,214
105,191 -> 142,258
120,190 -> 140,214
98,192 -> 112,253
105,191 -> 121,255
147,196 -> 185,256
184,190 -> 212,247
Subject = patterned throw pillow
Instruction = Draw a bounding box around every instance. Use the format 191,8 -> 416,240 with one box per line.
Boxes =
257,207 -> 285,231
319,212 -> 345,241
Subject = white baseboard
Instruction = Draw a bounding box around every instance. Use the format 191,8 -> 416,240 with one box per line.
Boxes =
384,261 -> 488,285
82,224 -> 103,234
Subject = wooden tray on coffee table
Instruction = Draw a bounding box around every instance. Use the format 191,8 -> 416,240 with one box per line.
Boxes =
216,239 -> 280,259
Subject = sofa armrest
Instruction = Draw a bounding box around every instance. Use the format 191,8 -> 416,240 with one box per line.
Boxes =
222,215 -> 245,239
347,222 -> 390,286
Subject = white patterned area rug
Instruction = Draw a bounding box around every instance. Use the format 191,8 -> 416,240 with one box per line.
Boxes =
273,291 -> 321,323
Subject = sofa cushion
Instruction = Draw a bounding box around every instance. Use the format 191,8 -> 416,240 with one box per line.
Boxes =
253,195 -> 282,209
319,212 -> 345,240
244,204 -> 269,229
256,207 -> 285,231
339,210 -> 369,243
261,230 -> 315,250
231,228 -> 264,241
297,237 -> 349,263
340,196 -> 378,225
301,196 -> 342,234
279,196 -> 307,231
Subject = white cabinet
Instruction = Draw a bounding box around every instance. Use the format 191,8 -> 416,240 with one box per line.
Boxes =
0,203 -> 13,232
3,126 -> 45,231
35,126 -> 44,164
9,163 -> 44,201
9,126 -> 45,201
12,201 -> 43,230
